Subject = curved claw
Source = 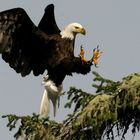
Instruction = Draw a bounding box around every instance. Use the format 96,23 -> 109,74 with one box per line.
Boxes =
79,45 -> 102,67
94,64 -> 99,68
79,45 -> 88,63
90,45 -> 102,66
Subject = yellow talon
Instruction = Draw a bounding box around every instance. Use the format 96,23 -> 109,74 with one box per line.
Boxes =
79,45 -> 102,66
90,46 -> 102,66
79,46 -> 88,63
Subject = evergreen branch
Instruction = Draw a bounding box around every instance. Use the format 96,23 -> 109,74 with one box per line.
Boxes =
2,113 -> 60,140
65,87 -> 94,114
92,71 -> 121,93
2,72 -> 140,140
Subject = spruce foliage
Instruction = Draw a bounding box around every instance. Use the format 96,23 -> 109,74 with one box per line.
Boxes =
2,72 -> 140,140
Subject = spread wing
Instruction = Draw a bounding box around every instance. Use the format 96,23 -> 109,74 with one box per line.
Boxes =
0,8 -> 60,77
0,6 -> 92,86
38,4 -> 60,35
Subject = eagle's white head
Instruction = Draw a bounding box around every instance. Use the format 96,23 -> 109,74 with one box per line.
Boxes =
60,22 -> 86,40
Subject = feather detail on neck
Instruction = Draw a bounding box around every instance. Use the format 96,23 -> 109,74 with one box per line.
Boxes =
60,30 -> 75,40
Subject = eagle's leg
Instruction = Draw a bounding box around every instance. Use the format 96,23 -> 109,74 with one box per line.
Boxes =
79,46 -> 88,63
89,45 -> 102,67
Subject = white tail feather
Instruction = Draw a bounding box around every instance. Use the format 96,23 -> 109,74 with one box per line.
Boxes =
40,75 -> 63,117
48,92 -> 59,117
40,89 -> 50,117
48,84 -> 63,116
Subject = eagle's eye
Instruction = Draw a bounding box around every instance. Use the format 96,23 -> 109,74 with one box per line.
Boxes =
75,26 -> 79,29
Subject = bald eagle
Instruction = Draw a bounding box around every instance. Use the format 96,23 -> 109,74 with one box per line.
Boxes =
0,4 -> 101,116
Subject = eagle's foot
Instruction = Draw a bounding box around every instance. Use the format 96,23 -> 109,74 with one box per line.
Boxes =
90,45 -> 102,67
79,46 -> 88,63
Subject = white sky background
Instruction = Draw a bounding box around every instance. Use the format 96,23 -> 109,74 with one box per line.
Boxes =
0,0 -> 140,139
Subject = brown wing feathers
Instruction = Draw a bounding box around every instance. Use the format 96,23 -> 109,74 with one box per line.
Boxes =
0,6 -> 64,77
38,4 -> 60,35
0,8 -> 45,76
0,4 -> 92,86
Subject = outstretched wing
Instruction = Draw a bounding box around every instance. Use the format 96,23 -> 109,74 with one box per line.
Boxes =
0,8 -> 56,76
38,4 -> 60,35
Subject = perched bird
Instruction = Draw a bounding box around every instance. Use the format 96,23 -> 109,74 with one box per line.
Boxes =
0,4 -> 101,116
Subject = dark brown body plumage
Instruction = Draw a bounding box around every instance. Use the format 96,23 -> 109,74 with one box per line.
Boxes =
0,4 -> 92,86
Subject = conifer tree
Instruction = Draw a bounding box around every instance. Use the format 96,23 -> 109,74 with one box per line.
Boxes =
3,71 -> 140,140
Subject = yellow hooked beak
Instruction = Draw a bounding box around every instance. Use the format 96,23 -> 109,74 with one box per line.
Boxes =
79,27 -> 86,35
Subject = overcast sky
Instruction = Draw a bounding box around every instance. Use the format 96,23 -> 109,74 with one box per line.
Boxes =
0,0 -> 140,139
